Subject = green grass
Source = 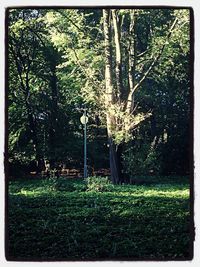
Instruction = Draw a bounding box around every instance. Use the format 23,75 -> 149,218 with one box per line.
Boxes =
7,176 -> 191,261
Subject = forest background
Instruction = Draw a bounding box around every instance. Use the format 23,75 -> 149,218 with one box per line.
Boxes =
7,7 -> 191,183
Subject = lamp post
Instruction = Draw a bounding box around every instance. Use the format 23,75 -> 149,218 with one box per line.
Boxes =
80,108 -> 88,178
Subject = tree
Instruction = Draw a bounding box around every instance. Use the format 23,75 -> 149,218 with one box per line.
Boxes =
122,9 -> 190,177
8,8 -> 108,176
101,8 -> 189,183
8,9 -> 46,172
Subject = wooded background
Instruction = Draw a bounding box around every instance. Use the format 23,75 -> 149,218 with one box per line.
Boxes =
7,8 -> 191,183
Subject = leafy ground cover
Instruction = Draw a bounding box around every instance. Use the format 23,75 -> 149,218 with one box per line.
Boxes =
7,176 -> 191,261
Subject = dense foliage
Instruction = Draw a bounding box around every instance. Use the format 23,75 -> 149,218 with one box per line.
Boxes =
8,176 -> 190,260
7,8 -> 191,180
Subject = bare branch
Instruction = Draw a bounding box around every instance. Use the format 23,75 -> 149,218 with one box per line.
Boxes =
137,50 -> 148,58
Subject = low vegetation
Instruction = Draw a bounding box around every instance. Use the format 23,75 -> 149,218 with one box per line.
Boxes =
7,176 -> 191,261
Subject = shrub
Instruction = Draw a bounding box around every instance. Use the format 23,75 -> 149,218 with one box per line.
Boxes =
86,176 -> 113,192
122,144 -> 161,177
44,173 -> 58,191
45,175 -> 87,192
55,178 -> 87,192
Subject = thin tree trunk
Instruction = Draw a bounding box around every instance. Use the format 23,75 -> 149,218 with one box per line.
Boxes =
25,102 -> 44,172
49,66 -> 58,168
127,9 -> 137,114
112,9 -> 123,99
103,9 -> 121,184
24,79 -> 44,172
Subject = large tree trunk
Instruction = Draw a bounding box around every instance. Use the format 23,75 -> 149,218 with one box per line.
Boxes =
103,9 -> 121,184
108,137 -> 121,184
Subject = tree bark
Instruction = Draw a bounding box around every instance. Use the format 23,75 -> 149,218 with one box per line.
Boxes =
103,9 -> 121,184
108,137 -> 121,184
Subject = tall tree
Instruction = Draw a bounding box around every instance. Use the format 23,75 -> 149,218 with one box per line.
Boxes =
102,8 -> 189,183
8,9 -> 45,171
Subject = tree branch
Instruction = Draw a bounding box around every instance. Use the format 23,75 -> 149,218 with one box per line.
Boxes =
126,16 -> 179,113
9,39 -> 26,93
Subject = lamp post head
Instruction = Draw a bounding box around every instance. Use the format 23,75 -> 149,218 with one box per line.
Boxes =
80,114 -> 88,125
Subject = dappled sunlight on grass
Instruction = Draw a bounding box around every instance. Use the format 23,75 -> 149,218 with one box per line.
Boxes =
8,176 -> 191,260
111,187 -> 189,199
11,186 -> 189,199
9,178 -> 189,200
11,188 -> 50,197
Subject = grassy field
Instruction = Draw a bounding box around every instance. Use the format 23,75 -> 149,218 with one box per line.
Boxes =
7,176 -> 191,261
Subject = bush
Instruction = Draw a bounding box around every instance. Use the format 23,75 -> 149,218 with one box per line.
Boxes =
45,175 -> 87,192
86,176 -> 113,192
122,143 -> 161,177
43,174 -> 58,191
55,178 -> 87,192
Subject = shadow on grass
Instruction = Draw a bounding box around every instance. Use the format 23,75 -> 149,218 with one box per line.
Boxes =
7,178 -> 191,261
